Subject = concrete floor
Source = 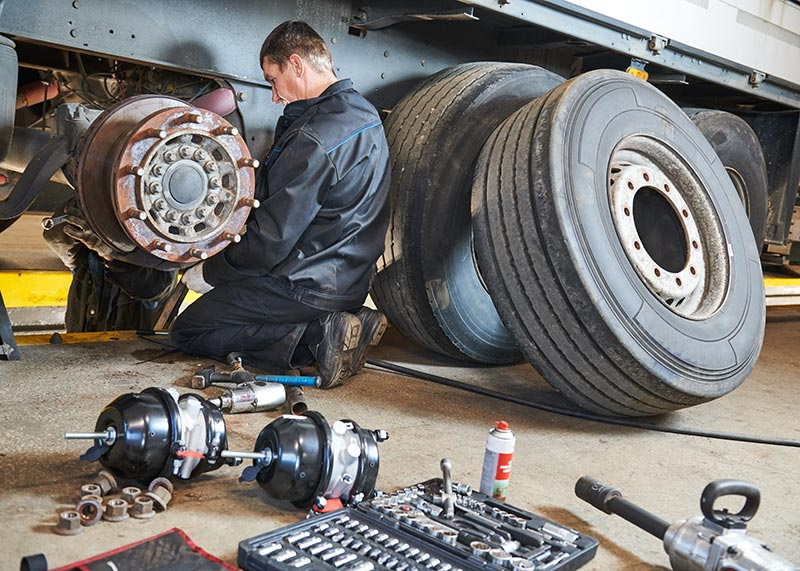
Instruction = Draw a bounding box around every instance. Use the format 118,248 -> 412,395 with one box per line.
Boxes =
1,310 -> 799,570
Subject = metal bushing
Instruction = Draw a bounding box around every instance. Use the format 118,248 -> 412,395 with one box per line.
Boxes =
76,497 -> 103,526
131,495 -> 156,519
80,483 -> 102,498
54,511 -> 82,535
145,477 -> 173,511
102,498 -> 130,522
93,470 -> 118,496
74,95 -> 257,266
121,486 -> 141,505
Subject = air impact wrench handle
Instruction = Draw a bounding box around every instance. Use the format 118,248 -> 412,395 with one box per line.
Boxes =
575,476 -> 670,540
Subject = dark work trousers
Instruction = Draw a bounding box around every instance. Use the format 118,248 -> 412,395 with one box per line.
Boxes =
170,275 -> 366,371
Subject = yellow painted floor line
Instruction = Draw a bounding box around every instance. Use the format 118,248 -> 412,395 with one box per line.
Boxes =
16,330 -> 142,346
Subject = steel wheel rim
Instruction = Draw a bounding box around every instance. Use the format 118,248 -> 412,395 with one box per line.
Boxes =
608,136 -> 730,319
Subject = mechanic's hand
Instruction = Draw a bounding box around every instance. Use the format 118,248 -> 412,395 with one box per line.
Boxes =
62,206 -> 116,261
182,262 -> 214,294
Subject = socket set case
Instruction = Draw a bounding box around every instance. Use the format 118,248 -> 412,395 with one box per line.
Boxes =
239,479 -> 598,571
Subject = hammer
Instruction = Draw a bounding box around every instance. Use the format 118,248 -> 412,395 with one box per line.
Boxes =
191,364 -> 321,389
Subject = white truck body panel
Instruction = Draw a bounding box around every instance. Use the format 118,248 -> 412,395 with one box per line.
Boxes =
566,0 -> 800,85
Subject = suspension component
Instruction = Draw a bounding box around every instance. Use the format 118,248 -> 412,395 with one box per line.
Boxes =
65,387 -> 237,482
74,95 -> 257,265
225,412 -> 388,508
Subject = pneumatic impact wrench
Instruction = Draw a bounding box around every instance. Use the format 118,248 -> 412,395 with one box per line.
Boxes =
575,476 -> 798,570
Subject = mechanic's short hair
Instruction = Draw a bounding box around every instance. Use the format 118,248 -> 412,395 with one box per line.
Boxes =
260,21 -> 334,74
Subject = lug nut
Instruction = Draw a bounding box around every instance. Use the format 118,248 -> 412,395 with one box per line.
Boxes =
123,208 -> 147,221
205,194 -> 219,206
194,149 -> 209,161
180,213 -> 193,225
80,483 -> 102,498
76,497 -> 103,526
179,145 -> 194,159
145,477 -> 174,511
148,181 -> 162,195
154,199 -> 167,211
121,486 -> 141,505
103,498 -> 130,522
165,210 -> 178,222
215,126 -> 238,136
152,164 -> 166,176
222,191 -> 236,203
131,496 -> 156,519
204,160 -> 218,173
238,157 -> 259,169
195,207 -> 209,218
163,150 -> 177,163
208,176 -> 222,188
93,470 -> 118,496
54,511 -> 82,535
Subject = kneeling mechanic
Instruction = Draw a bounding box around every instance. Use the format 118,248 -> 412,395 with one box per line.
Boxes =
171,20 -> 391,387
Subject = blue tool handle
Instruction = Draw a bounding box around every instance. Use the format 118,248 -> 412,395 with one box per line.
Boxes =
254,374 -> 320,387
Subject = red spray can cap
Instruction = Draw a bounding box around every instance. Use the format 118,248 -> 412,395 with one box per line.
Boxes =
496,421 -> 510,431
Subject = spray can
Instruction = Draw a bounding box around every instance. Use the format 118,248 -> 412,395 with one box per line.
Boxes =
479,421 -> 515,500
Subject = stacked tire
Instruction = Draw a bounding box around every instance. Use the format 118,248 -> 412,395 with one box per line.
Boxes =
373,65 -> 765,417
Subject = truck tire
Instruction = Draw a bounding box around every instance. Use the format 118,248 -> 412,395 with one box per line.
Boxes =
687,109 -> 768,248
372,62 -> 562,363
472,70 -> 765,416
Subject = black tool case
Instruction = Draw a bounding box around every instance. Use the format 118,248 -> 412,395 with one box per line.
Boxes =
239,479 -> 598,571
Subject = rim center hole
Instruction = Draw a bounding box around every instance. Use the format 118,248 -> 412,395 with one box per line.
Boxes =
633,186 -> 687,273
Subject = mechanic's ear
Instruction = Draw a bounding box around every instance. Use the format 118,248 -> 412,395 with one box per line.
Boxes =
289,53 -> 303,77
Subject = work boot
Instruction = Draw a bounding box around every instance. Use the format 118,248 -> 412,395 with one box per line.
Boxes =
311,312 -> 362,388
350,307 -> 388,375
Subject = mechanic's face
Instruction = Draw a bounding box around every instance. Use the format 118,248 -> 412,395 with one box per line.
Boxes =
262,57 -> 302,105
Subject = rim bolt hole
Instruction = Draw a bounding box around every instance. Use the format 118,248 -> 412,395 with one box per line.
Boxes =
690,266 -> 696,275
643,172 -> 650,182
634,241 -> 641,250
682,209 -> 689,218
627,181 -> 634,190
676,277 -> 682,286
654,268 -> 661,277
664,183 -> 670,192
624,207 -> 630,217
692,240 -> 699,249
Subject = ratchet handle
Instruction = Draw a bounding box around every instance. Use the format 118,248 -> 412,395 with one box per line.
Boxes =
700,479 -> 760,529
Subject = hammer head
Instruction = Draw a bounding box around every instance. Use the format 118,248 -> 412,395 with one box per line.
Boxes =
191,365 -> 215,389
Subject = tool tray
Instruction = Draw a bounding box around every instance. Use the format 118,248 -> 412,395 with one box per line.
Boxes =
239,479 -> 598,571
